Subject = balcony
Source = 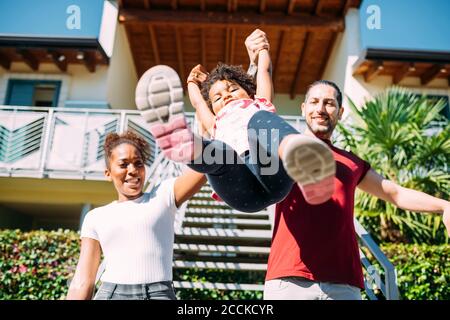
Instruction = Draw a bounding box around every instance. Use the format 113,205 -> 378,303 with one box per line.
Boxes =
0,105 -> 306,181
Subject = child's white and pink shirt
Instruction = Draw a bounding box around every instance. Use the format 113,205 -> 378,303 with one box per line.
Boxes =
211,97 -> 276,155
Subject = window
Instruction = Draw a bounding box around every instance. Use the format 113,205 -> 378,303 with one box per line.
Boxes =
5,80 -> 61,107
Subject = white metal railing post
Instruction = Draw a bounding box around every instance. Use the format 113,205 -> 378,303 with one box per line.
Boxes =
38,108 -> 54,177
119,111 -> 127,133
354,218 -> 400,300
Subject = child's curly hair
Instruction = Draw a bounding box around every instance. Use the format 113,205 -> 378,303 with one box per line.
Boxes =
104,131 -> 151,168
201,62 -> 256,111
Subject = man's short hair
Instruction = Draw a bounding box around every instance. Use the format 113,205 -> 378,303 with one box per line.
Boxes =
305,80 -> 342,107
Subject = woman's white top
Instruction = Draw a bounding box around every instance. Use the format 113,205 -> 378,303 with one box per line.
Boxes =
81,178 -> 177,284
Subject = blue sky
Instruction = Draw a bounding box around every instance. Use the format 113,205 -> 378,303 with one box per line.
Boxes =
360,0 -> 450,52
0,0 -> 104,38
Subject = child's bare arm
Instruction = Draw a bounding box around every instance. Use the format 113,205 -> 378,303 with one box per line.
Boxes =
187,65 -> 215,133
256,48 -> 273,102
244,29 -> 273,102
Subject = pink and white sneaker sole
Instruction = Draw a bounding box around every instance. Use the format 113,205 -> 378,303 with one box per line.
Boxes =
282,135 -> 336,205
135,65 -> 194,163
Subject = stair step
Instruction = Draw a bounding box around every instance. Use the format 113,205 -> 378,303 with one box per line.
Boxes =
173,281 -> 264,291
188,199 -> 232,208
183,217 -> 271,229
173,254 -> 267,264
173,260 -> 267,271
175,227 -> 272,246
176,227 -> 272,239
174,243 -> 270,255
191,191 -> 213,199
185,207 -> 269,219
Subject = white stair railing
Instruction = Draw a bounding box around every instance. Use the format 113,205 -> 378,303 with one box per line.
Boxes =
354,219 -> 399,300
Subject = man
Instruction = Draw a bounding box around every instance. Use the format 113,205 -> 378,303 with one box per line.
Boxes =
244,30 -> 450,300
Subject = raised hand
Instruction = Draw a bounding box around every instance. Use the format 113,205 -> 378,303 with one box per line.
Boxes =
245,29 -> 270,65
187,64 -> 209,86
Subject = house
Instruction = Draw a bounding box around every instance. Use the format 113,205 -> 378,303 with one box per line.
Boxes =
1,0 -> 448,299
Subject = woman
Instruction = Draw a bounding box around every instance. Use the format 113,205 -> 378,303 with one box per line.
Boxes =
66,131 -> 206,300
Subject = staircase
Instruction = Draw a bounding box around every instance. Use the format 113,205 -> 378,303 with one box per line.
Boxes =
172,183 -> 272,294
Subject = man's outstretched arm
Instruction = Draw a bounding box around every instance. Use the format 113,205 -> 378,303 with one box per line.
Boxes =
358,168 -> 450,235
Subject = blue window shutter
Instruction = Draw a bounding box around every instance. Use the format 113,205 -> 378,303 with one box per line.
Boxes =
6,81 -> 35,106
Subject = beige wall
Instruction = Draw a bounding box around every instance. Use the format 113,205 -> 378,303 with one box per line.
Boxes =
66,65 -> 109,102
106,24 -> 138,109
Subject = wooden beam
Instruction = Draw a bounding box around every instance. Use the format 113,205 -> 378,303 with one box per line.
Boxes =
120,9 -> 345,32
272,30 -> 287,84
259,0 -> 266,13
82,51 -> 96,73
228,0 -> 232,12
314,0 -> 325,15
228,0 -> 238,12
148,25 -> 160,65
124,26 -> 141,77
200,0 -> 206,11
201,28 -> 206,67
291,33 -> 310,99
0,51 -> 11,70
421,64 -> 443,85
364,60 -> 383,82
171,0 -> 177,10
143,0 -> 150,9
48,50 -> 68,72
17,49 -> 39,71
225,27 -> 231,63
392,63 -> 411,85
229,28 -> 236,65
287,0 -> 296,15
351,54 -> 367,75
318,32 -> 338,79
174,27 -> 185,85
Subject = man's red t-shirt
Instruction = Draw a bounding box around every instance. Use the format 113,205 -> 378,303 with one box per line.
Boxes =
266,141 -> 371,289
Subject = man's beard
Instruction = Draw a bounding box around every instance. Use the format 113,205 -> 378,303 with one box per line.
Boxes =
306,119 -> 336,138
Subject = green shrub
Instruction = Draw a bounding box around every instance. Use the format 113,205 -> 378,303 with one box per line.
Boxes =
1,230 -> 448,300
0,229 -> 79,300
381,243 -> 449,300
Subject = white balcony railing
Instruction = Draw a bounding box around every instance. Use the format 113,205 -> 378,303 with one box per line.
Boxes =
0,105 -> 306,180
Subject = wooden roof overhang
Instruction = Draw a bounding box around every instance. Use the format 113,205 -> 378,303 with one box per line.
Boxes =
0,37 -> 109,73
119,0 -> 362,98
352,48 -> 450,86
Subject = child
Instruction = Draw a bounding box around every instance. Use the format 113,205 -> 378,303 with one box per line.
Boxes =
66,131 -> 206,300
134,30 -> 335,212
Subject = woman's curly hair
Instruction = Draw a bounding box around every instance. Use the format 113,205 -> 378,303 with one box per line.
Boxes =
104,131 -> 151,168
201,62 -> 256,111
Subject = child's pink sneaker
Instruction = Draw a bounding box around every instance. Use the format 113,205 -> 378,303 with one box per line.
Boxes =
282,135 -> 336,205
135,65 -> 194,163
